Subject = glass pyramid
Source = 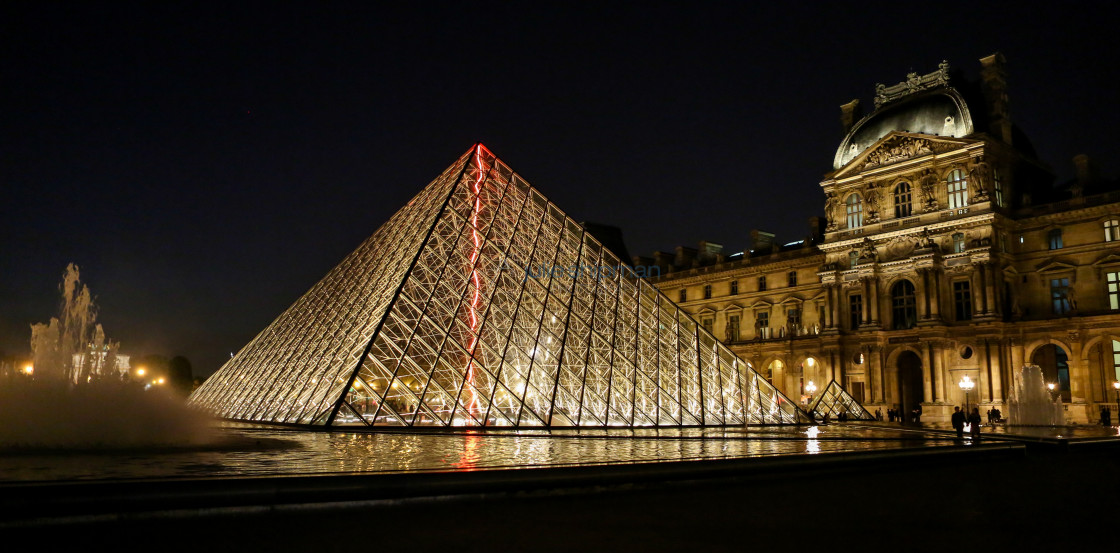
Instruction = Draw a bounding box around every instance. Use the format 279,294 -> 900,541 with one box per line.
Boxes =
189,145 -> 808,427
808,380 -> 874,421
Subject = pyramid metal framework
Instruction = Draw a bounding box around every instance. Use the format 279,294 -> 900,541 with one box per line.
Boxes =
190,145 -> 808,427
808,380 -> 875,421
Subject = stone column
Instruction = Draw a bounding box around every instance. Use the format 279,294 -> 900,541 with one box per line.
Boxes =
1009,338 -> 1024,376
1068,331 -> 1087,404
976,340 -> 991,404
833,285 -> 842,329
933,341 -> 947,402
977,263 -> 991,315
917,268 -> 931,319
868,277 -> 880,325
862,279 -> 872,326
929,269 -> 941,320
874,346 -> 886,403
986,339 -> 1003,403
921,343 -> 934,403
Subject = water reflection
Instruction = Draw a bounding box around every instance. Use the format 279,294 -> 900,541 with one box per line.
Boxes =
453,432 -> 482,470
0,424 -> 955,482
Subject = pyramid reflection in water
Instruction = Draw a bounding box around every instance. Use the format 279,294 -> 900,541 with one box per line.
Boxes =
190,145 -> 807,427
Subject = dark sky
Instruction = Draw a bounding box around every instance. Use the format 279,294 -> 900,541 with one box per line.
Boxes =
3,1 -> 1119,376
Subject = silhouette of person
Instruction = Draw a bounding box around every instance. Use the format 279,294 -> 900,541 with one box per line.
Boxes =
968,408 -> 982,440
951,406 -> 965,439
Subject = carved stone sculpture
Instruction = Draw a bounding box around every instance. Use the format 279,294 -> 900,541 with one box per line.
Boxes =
918,169 -> 939,211
969,157 -> 991,202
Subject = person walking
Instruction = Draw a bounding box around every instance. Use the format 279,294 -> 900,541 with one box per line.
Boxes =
968,407 -> 982,441
951,406 -> 965,440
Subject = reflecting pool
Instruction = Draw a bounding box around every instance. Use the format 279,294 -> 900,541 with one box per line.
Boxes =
0,423 -> 960,482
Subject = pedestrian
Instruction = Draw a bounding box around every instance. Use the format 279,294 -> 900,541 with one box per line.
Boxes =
968,407 -> 982,440
951,406 -> 965,440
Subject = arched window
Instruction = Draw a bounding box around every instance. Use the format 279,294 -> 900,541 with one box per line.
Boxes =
846,193 -> 863,228
893,182 -> 912,218
947,169 -> 969,209
891,280 -> 917,330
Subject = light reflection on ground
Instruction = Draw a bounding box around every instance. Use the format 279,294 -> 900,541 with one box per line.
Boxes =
0,423 -> 960,482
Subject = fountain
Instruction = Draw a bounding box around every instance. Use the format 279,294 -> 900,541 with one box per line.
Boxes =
2,264 -> 216,450
1006,364 -> 1066,426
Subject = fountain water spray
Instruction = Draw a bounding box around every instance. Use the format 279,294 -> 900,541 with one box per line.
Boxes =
29,263 -> 121,384
1007,364 -> 1066,426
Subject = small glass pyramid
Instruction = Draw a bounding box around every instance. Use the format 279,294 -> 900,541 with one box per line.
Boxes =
808,379 -> 874,421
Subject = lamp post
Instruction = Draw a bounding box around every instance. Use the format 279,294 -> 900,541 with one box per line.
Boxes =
958,375 -> 975,415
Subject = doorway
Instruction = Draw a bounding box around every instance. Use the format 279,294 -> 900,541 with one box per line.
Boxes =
897,351 -> 924,422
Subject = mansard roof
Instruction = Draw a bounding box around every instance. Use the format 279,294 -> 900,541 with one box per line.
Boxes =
834,87 -> 975,170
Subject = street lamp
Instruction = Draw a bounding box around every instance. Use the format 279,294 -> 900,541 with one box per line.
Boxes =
1047,382 -> 1057,401
958,375 -> 975,414
805,380 -> 817,400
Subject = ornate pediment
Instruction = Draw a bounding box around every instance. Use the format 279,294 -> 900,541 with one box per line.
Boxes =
1035,258 -> 1077,274
860,135 -> 957,170
1091,252 -> 1120,268
832,132 -> 974,177
779,296 -> 804,306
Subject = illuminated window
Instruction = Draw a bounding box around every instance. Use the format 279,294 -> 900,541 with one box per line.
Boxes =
758,276 -> 767,291
954,280 -> 972,321
727,315 -> 740,341
729,280 -> 739,295
891,280 -> 917,330
702,317 -> 714,334
1105,219 -> 1119,242
788,271 -> 797,287
849,251 -> 859,268
1051,278 -> 1071,314
947,169 -> 969,209
679,289 -> 687,303
1048,228 -> 1063,250
953,232 -> 966,253
787,308 -> 801,329
894,182 -> 912,218
1112,339 -> 1120,381
849,294 -> 862,329
703,284 -> 712,299
846,193 -> 864,228
1107,272 -> 1119,310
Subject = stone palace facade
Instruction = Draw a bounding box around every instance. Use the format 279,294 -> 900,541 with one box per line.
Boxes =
644,54 -> 1120,423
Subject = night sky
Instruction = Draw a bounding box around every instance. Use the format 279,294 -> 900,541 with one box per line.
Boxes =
3,2 -> 1119,377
